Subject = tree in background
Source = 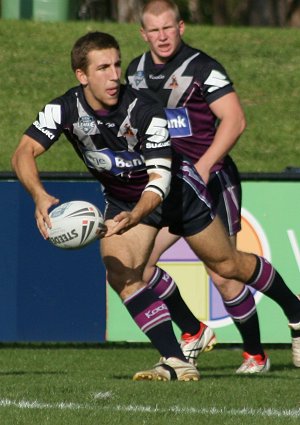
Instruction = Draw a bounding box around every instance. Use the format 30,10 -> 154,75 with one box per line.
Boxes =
111,0 -> 142,22
78,0 -> 300,26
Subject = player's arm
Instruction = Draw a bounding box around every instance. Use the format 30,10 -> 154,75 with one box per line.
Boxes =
11,135 -> 59,238
194,92 -> 246,183
105,157 -> 172,237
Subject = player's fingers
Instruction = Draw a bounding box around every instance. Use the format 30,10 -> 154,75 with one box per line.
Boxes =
36,217 -> 48,239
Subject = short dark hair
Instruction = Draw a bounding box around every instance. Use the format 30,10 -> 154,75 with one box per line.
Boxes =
71,31 -> 120,72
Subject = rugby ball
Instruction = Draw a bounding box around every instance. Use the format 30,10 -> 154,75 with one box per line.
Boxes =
47,200 -> 104,249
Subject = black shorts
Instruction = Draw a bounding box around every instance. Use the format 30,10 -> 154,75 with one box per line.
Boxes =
104,159 -> 215,237
208,157 -> 242,236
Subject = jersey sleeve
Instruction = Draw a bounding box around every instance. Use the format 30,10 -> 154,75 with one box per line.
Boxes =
200,57 -> 235,104
124,57 -> 140,85
24,96 -> 67,150
133,94 -> 172,161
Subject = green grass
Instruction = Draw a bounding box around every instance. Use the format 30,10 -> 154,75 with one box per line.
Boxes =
0,344 -> 299,424
0,20 -> 299,172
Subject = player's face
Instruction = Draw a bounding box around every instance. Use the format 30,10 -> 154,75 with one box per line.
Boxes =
76,48 -> 121,110
140,10 -> 184,64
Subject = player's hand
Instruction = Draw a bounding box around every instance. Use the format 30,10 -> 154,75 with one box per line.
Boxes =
34,193 -> 60,239
194,162 -> 210,184
104,211 -> 139,237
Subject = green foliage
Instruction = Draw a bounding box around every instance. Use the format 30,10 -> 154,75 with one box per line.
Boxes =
1,20 -> 299,172
0,344 -> 299,424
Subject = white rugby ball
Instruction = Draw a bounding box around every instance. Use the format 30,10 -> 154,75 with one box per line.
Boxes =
48,200 -> 104,249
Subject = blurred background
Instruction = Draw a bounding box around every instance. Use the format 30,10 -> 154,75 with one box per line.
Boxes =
1,0 -> 300,26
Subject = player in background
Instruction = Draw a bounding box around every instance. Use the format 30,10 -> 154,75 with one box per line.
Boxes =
12,31 -> 300,381
126,0 -> 300,372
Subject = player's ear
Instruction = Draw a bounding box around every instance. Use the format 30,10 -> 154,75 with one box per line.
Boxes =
140,27 -> 148,42
178,20 -> 185,36
75,68 -> 88,85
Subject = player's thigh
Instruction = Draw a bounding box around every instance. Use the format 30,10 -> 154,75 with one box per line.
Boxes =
186,216 -> 256,280
101,222 -> 158,292
185,215 -> 238,271
147,227 -> 180,266
143,227 -> 180,281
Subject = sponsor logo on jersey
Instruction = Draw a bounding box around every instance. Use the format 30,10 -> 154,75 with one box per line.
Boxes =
38,104 -> 61,129
79,115 -> 96,134
146,117 -> 169,144
164,107 -> 192,138
149,74 -> 165,80
133,70 -> 145,87
146,141 -> 170,149
122,123 -> 135,137
33,120 -> 55,140
204,69 -> 230,93
83,148 -> 145,175
168,75 -> 178,88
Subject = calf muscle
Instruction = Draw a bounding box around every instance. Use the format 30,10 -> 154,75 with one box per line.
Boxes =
101,222 -> 158,299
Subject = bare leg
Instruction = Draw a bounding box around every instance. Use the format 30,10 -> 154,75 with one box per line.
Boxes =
101,222 -> 187,361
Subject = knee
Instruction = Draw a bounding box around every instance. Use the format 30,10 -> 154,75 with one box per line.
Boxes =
209,258 -> 238,281
104,259 -> 145,299
207,251 -> 255,283
209,271 -> 231,288
143,264 -> 156,283
207,267 -> 244,299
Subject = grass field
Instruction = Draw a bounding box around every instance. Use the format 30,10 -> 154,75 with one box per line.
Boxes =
0,20 -> 299,172
0,344 -> 299,425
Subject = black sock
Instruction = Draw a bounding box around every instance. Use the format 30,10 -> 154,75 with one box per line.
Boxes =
248,256 -> 300,323
224,287 -> 264,356
148,266 -> 200,335
124,287 -> 186,361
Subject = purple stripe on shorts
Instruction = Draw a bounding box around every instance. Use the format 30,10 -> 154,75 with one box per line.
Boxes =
217,171 -> 241,236
181,161 -> 214,216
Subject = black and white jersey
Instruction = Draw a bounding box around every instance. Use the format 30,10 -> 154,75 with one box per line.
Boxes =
25,85 -> 172,202
126,42 -> 235,170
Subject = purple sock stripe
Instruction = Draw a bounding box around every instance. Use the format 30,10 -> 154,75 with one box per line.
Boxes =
224,288 -> 256,322
141,314 -> 171,333
152,275 -> 176,300
159,281 -> 177,300
147,267 -> 161,288
227,304 -> 257,322
148,267 -> 177,300
250,257 -> 275,293
224,286 -> 249,307
134,300 -> 171,333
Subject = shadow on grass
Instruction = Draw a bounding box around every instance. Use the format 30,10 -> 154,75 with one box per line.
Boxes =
0,370 -> 68,376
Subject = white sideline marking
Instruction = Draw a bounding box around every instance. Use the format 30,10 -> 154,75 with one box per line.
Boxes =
0,399 -> 300,418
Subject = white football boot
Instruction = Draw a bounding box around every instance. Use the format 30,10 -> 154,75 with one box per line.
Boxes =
288,320 -> 300,367
180,323 -> 217,365
236,352 -> 271,374
133,357 -> 200,381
